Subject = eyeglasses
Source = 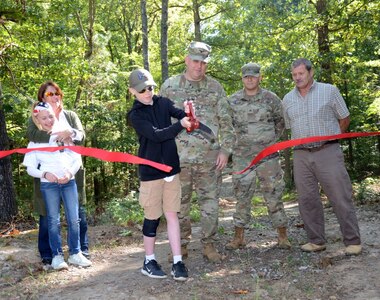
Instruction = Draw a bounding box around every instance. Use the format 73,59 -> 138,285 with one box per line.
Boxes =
45,91 -> 61,97
138,86 -> 154,94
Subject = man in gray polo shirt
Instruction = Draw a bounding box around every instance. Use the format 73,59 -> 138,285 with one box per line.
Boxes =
282,58 -> 361,255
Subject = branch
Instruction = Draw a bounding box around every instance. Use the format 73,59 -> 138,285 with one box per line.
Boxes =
1,22 -> 13,40
0,42 -> 17,57
75,10 -> 88,44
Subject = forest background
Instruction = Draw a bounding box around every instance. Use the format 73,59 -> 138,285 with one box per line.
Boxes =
0,0 -> 379,223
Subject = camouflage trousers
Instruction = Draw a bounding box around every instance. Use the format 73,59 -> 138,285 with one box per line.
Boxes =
179,160 -> 220,246
232,156 -> 288,229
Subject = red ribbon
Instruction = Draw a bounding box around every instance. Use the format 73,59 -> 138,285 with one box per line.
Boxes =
0,145 -> 172,173
234,132 -> 380,174
2,131 -> 379,175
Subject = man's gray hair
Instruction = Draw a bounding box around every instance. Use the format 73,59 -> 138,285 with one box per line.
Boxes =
291,58 -> 313,71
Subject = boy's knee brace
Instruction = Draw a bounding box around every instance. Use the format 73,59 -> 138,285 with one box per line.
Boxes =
142,218 -> 160,237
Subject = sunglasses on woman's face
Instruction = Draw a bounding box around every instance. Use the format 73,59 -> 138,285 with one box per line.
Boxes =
45,91 -> 61,97
138,86 -> 154,94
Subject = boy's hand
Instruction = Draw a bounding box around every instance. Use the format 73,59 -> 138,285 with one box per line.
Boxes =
180,117 -> 192,129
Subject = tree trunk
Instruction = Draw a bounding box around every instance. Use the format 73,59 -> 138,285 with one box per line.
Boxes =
0,84 -> 17,223
192,0 -> 202,41
315,0 -> 332,83
74,0 -> 96,107
161,0 -> 169,81
141,0 -> 149,70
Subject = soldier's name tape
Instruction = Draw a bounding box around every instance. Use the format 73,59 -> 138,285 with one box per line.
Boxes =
234,131 -> 380,174
0,145 -> 172,173
1,131 -> 379,173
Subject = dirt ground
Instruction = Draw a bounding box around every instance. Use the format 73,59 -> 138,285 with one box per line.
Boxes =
1,197 -> 380,300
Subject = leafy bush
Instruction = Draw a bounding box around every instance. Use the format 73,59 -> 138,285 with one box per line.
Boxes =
353,177 -> 380,205
98,190 -> 202,226
101,192 -> 144,226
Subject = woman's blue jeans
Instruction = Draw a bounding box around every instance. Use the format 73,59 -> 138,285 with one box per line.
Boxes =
40,180 -> 80,257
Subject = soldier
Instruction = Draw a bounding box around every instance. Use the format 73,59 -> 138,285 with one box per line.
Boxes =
160,41 -> 235,262
226,62 -> 291,250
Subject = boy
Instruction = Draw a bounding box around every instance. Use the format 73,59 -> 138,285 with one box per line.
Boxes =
127,68 -> 191,281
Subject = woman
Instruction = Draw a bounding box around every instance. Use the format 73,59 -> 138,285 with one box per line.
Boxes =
23,102 -> 92,270
26,80 -> 90,265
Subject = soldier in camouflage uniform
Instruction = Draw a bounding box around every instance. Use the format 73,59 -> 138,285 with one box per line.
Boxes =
160,41 -> 235,262
226,62 -> 291,250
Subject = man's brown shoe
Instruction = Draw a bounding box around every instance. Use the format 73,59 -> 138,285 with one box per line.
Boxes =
345,244 -> 362,255
203,243 -> 222,263
301,243 -> 326,252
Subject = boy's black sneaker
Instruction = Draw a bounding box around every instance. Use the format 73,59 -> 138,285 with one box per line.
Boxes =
141,259 -> 167,279
171,261 -> 189,281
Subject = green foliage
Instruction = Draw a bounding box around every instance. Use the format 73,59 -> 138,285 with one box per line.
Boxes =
1,0 -> 380,217
101,192 -> 144,226
251,196 -> 269,218
190,192 -> 201,222
282,191 -> 297,203
353,177 -> 380,205
190,202 -> 201,223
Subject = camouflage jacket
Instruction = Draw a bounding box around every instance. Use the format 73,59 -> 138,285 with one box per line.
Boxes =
228,87 -> 284,158
160,73 -> 235,163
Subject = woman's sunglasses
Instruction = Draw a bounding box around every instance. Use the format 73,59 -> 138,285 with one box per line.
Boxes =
45,91 -> 61,97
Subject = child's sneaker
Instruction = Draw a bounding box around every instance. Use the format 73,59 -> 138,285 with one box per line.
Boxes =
82,251 -> 91,259
171,261 -> 188,281
68,252 -> 92,267
51,255 -> 68,270
141,259 -> 167,279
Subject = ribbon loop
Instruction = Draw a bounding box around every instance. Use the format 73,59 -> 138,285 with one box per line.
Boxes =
234,132 -> 380,174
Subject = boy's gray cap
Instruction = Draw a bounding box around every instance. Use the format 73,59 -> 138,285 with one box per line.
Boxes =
129,69 -> 157,92
241,63 -> 261,77
188,41 -> 211,63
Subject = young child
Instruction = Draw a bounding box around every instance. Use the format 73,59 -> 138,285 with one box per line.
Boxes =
23,102 -> 92,270
127,68 -> 191,281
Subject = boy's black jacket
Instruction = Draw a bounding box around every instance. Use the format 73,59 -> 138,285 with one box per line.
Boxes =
127,95 -> 186,181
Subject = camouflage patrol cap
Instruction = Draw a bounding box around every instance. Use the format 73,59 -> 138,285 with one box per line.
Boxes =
241,63 -> 261,77
129,68 -> 157,92
187,41 -> 211,63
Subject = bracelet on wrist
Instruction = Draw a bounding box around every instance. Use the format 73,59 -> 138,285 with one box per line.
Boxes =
43,172 -> 48,179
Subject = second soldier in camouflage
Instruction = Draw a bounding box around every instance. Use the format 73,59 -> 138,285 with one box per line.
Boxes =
226,62 -> 291,250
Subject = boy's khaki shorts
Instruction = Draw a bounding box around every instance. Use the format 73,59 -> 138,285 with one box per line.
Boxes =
138,174 -> 181,220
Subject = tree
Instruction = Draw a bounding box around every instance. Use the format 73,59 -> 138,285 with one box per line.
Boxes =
160,0 -> 169,81
141,0 -> 149,70
0,83 -> 17,223
0,0 -> 379,218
